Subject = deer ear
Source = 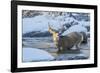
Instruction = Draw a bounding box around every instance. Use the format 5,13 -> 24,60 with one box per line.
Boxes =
48,23 -> 53,30
48,23 -> 51,28
48,24 -> 50,28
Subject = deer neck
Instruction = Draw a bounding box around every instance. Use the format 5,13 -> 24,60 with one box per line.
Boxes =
52,33 -> 59,43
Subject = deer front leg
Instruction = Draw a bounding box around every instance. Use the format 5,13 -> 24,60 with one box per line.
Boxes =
57,46 -> 61,53
56,44 -> 61,53
57,48 -> 61,53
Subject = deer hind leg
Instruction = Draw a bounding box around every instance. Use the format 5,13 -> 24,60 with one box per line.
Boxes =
76,42 -> 81,50
76,34 -> 83,50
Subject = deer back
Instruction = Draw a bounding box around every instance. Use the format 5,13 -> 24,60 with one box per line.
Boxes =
58,32 -> 82,49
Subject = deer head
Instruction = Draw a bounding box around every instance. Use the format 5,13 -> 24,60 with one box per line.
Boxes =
48,23 -> 67,46
48,24 -> 59,43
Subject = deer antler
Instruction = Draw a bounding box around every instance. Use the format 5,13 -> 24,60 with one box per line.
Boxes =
48,23 -> 58,33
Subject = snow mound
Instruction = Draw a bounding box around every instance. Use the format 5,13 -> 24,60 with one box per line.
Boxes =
79,21 -> 90,27
23,14 -> 89,34
23,15 -> 61,33
23,15 -> 49,33
62,25 -> 87,36
23,48 -> 54,62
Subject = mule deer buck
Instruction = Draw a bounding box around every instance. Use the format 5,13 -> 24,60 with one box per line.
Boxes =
48,24 -> 87,53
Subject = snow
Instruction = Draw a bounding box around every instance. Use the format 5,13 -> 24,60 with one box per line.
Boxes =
22,14 -> 77,34
23,47 -> 54,62
62,25 -> 87,36
22,13 -> 89,34
23,15 -> 61,33
23,15 -> 49,33
64,17 -> 78,24
79,21 -> 90,27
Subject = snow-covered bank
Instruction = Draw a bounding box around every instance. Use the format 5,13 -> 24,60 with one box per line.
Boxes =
22,12 -> 90,34
23,48 -> 54,62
